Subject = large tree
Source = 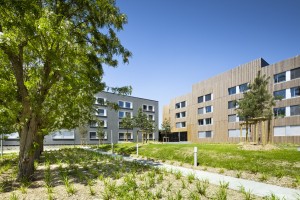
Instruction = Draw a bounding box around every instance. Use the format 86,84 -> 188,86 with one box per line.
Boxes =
0,0 -> 131,180
236,71 -> 275,142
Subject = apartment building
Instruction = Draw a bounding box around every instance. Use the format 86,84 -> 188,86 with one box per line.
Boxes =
163,55 -> 300,144
4,92 -> 159,145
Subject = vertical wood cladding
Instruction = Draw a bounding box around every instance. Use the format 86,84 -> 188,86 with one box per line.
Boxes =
164,55 -> 300,144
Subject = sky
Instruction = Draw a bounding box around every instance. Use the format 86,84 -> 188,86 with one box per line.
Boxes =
103,0 -> 300,126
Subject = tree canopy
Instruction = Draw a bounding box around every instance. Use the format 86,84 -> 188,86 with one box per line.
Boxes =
0,0 -> 131,180
236,71 -> 275,141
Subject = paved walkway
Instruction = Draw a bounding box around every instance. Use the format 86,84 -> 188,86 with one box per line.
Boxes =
85,148 -> 300,200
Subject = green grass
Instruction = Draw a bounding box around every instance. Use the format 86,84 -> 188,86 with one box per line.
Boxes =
95,143 -> 300,178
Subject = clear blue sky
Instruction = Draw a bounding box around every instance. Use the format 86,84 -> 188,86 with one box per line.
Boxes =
103,0 -> 300,126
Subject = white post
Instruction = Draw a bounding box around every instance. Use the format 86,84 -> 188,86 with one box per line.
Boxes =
136,143 -> 139,156
194,147 -> 198,166
111,130 -> 114,154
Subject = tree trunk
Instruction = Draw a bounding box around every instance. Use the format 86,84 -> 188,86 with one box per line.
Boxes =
18,114 -> 39,181
34,134 -> 44,160
245,121 -> 249,142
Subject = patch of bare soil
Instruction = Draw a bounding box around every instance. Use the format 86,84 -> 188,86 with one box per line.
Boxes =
238,143 -> 279,151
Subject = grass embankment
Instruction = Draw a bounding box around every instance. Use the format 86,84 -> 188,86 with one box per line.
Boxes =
95,143 -> 300,180
0,148 -> 271,199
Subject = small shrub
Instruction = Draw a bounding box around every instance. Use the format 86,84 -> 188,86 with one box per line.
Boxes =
236,171 -> 242,178
219,168 -> 225,174
187,173 -> 196,183
195,179 -> 209,196
174,171 -> 182,180
259,173 -> 269,182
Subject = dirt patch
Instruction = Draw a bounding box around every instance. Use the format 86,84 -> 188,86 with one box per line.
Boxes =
238,143 -> 279,151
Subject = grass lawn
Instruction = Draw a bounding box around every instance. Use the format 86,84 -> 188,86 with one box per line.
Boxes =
0,148 -> 277,200
94,143 -> 300,187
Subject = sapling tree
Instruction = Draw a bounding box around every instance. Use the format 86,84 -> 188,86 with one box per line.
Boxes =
0,0 -> 131,180
236,71 -> 275,142
161,119 -> 171,137
133,108 -> 148,143
121,114 -> 134,142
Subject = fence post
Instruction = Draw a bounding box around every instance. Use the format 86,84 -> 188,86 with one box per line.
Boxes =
194,147 -> 198,166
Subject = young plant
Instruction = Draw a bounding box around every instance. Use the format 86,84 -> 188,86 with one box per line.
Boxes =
239,186 -> 255,200
187,173 -> 196,183
195,179 -> 209,196
9,192 -> 18,200
174,170 -> 182,180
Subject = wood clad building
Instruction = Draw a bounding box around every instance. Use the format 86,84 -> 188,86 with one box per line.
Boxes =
163,55 -> 300,144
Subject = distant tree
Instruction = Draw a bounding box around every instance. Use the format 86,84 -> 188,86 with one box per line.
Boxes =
78,125 -> 88,145
161,119 -> 171,135
121,114 -> 134,142
133,108 -> 148,143
236,71 -> 275,142
0,0 -> 131,180
96,120 -> 106,146
144,119 -> 156,143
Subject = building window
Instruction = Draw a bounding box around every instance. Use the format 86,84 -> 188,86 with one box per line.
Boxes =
239,83 -> 248,93
96,108 -> 106,116
198,131 -> 212,138
119,101 -> 132,109
228,129 -> 247,138
89,131 -> 107,140
228,114 -> 237,122
290,105 -> 300,116
52,129 -> 75,140
273,107 -> 286,117
176,111 -> 186,118
205,106 -> 212,113
118,132 -> 133,141
96,97 -> 106,105
90,120 -> 107,128
291,67 -> 300,80
291,87 -> 300,97
228,87 -> 236,95
274,89 -> 286,99
228,101 -> 236,109
198,96 -> 204,103
198,107 -> 204,114
205,118 -> 212,125
148,114 -> 154,121
198,118 -> 212,125
198,119 -> 204,126
205,94 -> 212,101
274,72 -> 286,83
143,104 -> 154,112
118,111 -> 132,118
176,122 -> 186,128
175,101 -> 186,109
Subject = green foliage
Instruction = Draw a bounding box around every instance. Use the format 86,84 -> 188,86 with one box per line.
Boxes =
96,143 -> 300,178
161,119 -> 171,134
0,0 -> 131,179
236,71 -> 275,141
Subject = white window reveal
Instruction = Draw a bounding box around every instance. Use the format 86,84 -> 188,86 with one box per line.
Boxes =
52,129 -> 75,140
